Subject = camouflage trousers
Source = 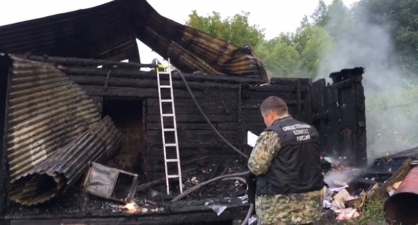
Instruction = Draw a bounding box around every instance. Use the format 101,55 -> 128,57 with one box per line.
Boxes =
255,187 -> 327,225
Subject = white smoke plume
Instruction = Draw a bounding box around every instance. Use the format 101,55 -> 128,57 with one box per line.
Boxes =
315,2 -> 418,162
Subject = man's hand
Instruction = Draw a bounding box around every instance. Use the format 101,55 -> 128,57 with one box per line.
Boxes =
247,131 -> 281,175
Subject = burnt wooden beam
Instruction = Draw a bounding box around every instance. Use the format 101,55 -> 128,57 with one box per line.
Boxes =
241,100 -> 300,108
330,76 -> 362,89
81,86 -> 202,99
146,98 -> 238,108
69,75 -> 241,90
147,122 -> 239,131
248,85 -> 309,92
247,91 -> 300,100
147,138 -> 241,149
27,55 -> 156,69
147,114 -> 237,123
147,149 -> 239,161
238,84 -> 244,151
148,156 -> 208,169
146,122 -> 217,130
147,130 -> 238,139
147,142 -> 241,149
296,80 -> 302,120
146,106 -> 236,115
217,122 -> 240,130
62,67 -> 262,84
269,77 -> 311,85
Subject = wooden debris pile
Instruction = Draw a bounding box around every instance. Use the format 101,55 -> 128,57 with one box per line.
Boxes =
322,154 -> 414,222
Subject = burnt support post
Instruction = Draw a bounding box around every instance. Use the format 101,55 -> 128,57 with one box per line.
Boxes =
311,67 -> 367,167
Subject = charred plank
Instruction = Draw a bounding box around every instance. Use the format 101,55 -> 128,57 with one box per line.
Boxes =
147,114 -> 237,123
146,98 -> 238,108
270,77 -> 311,85
81,86 -> 202,98
63,67 -> 262,84
241,99 -> 299,108
146,106 -> 235,115
146,122 -> 215,130
69,75 -> 240,90
217,122 -> 240,130
248,85 -> 309,92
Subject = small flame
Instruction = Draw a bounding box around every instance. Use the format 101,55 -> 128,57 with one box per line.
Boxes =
125,202 -> 137,214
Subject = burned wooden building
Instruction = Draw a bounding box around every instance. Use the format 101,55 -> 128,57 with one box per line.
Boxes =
0,0 -> 367,224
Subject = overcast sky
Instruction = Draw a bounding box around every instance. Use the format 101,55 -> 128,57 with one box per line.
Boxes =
0,0 -> 358,64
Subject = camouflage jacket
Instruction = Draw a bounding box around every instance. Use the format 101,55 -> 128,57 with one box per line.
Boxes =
248,130 -> 324,225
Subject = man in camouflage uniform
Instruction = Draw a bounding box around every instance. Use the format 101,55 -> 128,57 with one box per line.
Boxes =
248,96 -> 325,225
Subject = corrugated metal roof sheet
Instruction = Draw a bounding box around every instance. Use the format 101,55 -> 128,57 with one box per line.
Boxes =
0,0 -> 267,81
6,55 -> 101,182
9,116 -> 122,206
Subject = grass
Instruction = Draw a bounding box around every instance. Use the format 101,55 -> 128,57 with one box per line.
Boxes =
355,197 -> 387,224
335,197 -> 387,225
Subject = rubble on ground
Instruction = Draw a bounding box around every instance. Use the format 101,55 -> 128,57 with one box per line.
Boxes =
321,153 -> 416,222
7,158 -> 248,218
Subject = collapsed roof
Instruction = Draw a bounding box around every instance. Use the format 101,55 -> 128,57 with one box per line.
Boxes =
0,0 -> 268,81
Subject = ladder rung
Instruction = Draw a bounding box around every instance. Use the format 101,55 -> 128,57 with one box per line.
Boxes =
161,99 -> 172,102
167,175 -> 180,178
158,72 -> 171,75
163,128 -> 176,132
162,113 -> 174,117
165,143 -> 177,147
160,85 -> 172,88
166,159 -> 179,162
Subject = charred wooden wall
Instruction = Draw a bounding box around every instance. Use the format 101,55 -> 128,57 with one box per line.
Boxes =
311,67 -> 367,167
241,78 -> 312,136
145,84 -> 242,179
3,55 -> 315,182
145,79 -> 313,180
48,70 -> 312,180
0,55 -> 10,213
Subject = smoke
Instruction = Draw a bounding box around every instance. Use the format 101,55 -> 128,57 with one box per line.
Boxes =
324,169 -> 361,188
315,1 -> 418,162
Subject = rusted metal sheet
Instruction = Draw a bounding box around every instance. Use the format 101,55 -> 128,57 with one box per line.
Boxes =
384,164 -> 418,225
0,0 -> 267,80
9,116 -> 122,206
5,55 -> 101,182
82,162 -> 139,203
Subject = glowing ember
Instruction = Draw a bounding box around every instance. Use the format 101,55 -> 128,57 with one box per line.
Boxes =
125,202 -> 137,214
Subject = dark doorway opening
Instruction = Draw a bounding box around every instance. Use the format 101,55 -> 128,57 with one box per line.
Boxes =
102,98 -> 145,181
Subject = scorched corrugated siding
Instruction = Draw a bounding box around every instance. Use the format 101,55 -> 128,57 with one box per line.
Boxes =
5,55 -> 101,182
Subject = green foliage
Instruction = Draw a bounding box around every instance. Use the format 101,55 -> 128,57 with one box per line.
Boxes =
185,10 -> 265,48
256,37 -> 301,77
185,0 -> 418,79
358,0 -> 418,74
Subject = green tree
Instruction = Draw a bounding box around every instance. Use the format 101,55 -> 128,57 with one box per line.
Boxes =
257,19 -> 333,78
256,37 -> 301,77
357,0 -> 418,74
311,0 -> 329,27
185,9 -> 333,78
322,0 -> 352,39
185,10 -> 265,47
299,25 -> 333,77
